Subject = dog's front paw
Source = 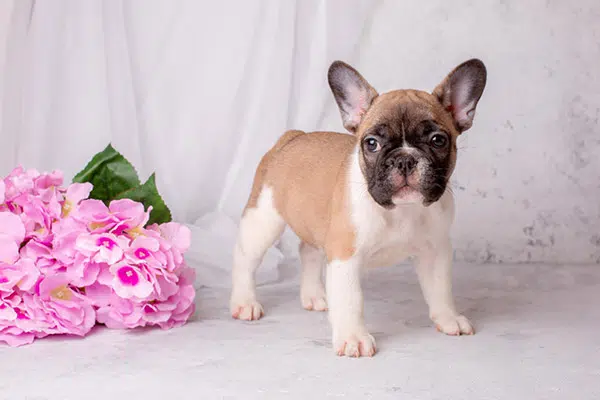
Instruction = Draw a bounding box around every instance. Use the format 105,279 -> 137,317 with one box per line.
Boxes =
301,295 -> 328,311
230,297 -> 264,321
300,283 -> 328,312
433,313 -> 474,336
333,327 -> 377,357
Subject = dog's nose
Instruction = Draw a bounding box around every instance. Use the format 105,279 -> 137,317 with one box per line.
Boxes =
396,155 -> 417,175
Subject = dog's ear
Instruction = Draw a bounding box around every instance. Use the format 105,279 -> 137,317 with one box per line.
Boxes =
328,61 -> 378,133
433,59 -> 487,133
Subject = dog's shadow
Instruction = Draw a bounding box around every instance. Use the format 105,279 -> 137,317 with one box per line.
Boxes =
362,263 -> 599,347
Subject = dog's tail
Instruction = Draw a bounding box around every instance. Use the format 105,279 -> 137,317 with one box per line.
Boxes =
272,130 -> 305,152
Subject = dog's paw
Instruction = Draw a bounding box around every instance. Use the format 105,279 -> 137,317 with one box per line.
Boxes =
433,313 -> 474,336
301,294 -> 328,311
333,328 -> 377,357
230,299 -> 264,321
300,281 -> 328,311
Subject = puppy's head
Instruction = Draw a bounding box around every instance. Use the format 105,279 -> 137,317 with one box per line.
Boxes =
328,59 -> 487,208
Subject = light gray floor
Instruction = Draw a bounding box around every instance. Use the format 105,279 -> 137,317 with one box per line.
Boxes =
1,263 -> 599,400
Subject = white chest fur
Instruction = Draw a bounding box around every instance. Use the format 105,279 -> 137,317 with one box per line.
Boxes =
346,148 -> 454,268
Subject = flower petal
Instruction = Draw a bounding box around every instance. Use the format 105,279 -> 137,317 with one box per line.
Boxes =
0,212 -> 26,245
0,328 -> 36,347
14,258 -> 40,291
158,223 -> 191,253
0,236 -> 19,265
38,274 -> 71,299
76,199 -> 110,221
0,180 -> 5,203
65,183 -> 93,204
109,199 -> 145,219
131,236 -> 160,252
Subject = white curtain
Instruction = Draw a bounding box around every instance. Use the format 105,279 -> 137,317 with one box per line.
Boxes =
0,0 -> 377,286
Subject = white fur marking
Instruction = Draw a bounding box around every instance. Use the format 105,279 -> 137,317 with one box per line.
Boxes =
299,243 -> 328,311
344,148 -> 469,335
347,148 -> 451,264
392,188 -> 424,205
416,239 -> 474,335
327,258 -> 376,357
399,144 -> 420,155
230,186 -> 285,320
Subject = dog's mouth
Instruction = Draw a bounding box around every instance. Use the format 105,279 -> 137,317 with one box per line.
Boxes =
391,184 -> 423,205
366,158 -> 447,208
394,184 -> 418,195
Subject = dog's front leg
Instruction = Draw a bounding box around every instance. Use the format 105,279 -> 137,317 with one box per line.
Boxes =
326,256 -> 376,357
416,238 -> 474,335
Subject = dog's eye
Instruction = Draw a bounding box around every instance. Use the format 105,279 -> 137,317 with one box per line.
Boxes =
430,133 -> 448,148
364,137 -> 381,153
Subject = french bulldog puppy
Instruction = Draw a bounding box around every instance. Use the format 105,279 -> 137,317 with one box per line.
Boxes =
230,59 -> 487,357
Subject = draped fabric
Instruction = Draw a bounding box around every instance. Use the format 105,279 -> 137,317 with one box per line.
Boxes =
1,0 -> 599,274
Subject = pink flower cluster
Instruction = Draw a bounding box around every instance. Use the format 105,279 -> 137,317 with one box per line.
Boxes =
0,167 -> 196,347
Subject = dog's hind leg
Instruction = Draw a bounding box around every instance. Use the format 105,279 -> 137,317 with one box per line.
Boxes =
299,242 -> 328,311
230,185 -> 285,321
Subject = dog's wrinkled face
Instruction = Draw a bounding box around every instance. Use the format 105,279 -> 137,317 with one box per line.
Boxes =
328,59 -> 487,208
356,92 -> 458,207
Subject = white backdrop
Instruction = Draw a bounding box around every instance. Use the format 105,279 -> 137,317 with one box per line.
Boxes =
1,0 -> 599,270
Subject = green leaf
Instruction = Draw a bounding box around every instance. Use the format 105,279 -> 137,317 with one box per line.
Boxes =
114,173 -> 172,225
73,144 -> 141,202
74,143 -> 173,226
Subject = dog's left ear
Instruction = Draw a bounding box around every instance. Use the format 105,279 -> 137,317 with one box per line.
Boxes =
433,59 -> 487,133
328,61 -> 378,133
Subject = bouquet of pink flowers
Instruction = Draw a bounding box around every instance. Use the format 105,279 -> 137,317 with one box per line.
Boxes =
0,145 -> 196,347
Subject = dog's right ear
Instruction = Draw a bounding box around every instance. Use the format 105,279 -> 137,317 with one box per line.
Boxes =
328,61 -> 378,133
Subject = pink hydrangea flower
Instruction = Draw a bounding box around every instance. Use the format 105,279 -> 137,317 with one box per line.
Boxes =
60,182 -> 93,218
125,236 -> 163,266
3,167 -> 36,201
0,292 -> 20,321
71,200 -> 114,232
140,263 -> 196,328
0,326 -> 38,347
75,233 -> 129,265
96,298 -> 144,330
93,281 -> 195,331
109,199 -> 150,234
30,275 -> 96,336
52,217 -> 88,265
146,267 -> 180,301
34,170 -> 63,194
142,281 -> 196,329
0,258 -> 40,292
157,223 -> 192,253
73,198 -> 150,235
0,166 -> 196,347
40,221 -> 99,287
82,281 -> 113,307
22,238 -> 63,276
108,261 -> 154,300
0,212 -> 26,264
33,170 -> 63,217
146,223 -> 191,271
19,197 -> 56,242
0,292 -> 49,347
